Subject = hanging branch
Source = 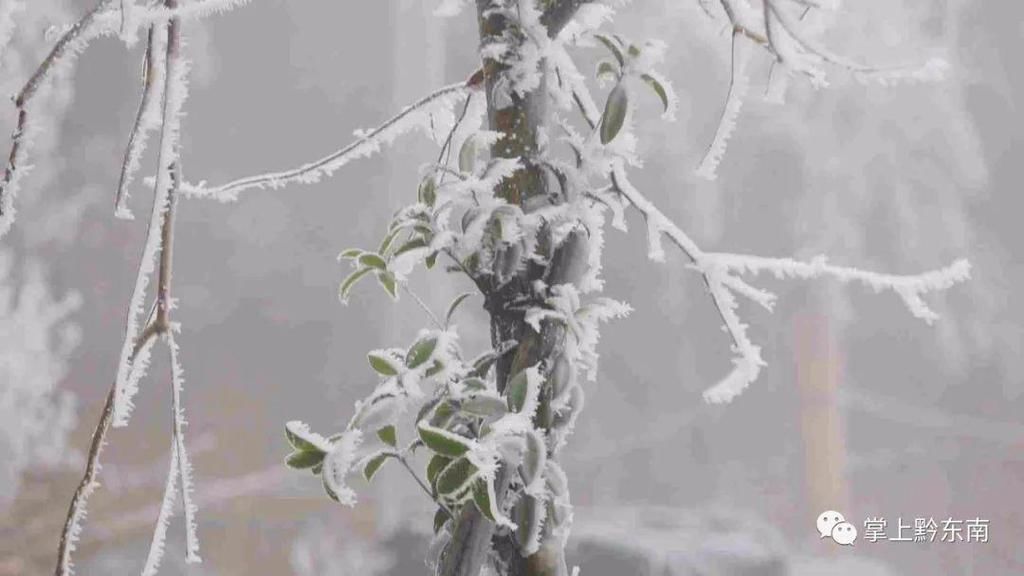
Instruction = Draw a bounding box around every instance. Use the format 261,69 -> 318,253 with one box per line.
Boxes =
0,0 -> 249,239
54,1 -> 199,572
115,24 -> 168,219
0,0 -> 112,238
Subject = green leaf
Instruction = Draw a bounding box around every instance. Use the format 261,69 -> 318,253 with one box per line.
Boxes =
418,176 -> 437,207
433,507 -> 450,534
394,237 -> 428,258
514,494 -> 543,554
425,252 -> 438,269
363,452 -> 391,481
461,377 -> 488,392
377,425 -> 397,447
520,430 -> 546,488
284,421 -> 325,453
596,60 -> 619,82
436,456 -> 477,496
358,252 -> 388,270
506,369 -> 530,413
593,33 -> 624,67
549,353 -> 574,402
338,267 -> 374,304
472,477 -> 497,522
367,353 -> 400,376
338,248 -> 363,260
427,454 -> 452,487
444,292 -> 474,328
286,450 -> 325,470
430,400 -> 456,427
600,82 -> 628,145
470,351 -> 497,378
378,228 -> 405,256
406,337 -> 439,369
641,73 -> 670,113
418,423 -> 473,457
627,43 -> 641,58
461,394 -> 508,418
458,136 -> 476,174
322,472 -> 340,503
376,271 -> 398,300
311,462 -> 323,475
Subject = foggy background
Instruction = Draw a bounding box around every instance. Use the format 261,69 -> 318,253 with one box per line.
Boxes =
1,0 -> 1021,574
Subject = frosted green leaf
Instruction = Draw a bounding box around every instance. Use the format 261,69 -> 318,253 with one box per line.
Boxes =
376,271 -> 398,300
506,369 -> 530,413
520,430 -> 546,489
600,83 -> 628,145
427,454 -> 452,487
472,477 -> 498,522
436,456 -> 477,496
445,292 -> 474,328
418,175 -> 437,207
406,336 -> 438,369
418,422 -> 473,457
339,267 -> 374,304
433,508 -> 449,533
358,252 -> 387,270
363,452 -> 391,481
286,450 -> 324,470
367,352 -> 400,376
338,248 -> 363,260
461,394 -> 508,418
641,73 -> 670,113
593,34 -> 624,67
377,425 -> 397,447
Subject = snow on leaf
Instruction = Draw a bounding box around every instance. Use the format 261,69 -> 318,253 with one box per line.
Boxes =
322,430 -> 363,507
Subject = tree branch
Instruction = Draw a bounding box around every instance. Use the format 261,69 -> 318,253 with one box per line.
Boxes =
177,81 -> 474,202
115,24 -> 167,220
0,0 -> 112,238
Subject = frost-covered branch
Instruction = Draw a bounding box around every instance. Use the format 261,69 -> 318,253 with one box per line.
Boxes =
55,4 -> 201,573
177,81 -> 476,202
115,24 -> 167,220
0,0 -> 111,239
694,0 -> 948,180
610,160 -> 969,403
0,0 -> 248,238
53,323 -> 159,576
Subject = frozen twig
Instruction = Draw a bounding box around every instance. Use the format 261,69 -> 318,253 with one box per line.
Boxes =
115,24 -> 168,220
53,324 -> 160,576
0,0 -> 112,239
696,30 -> 754,181
55,3 -> 200,574
0,0 -> 248,238
111,2 -> 190,426
610,161 -> 968,403
178,82 -> 474,202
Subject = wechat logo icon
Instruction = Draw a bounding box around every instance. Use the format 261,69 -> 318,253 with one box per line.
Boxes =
817,510 -> 858,546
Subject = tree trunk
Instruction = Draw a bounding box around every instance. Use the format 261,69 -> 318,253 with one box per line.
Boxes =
437,2 -> 586,575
